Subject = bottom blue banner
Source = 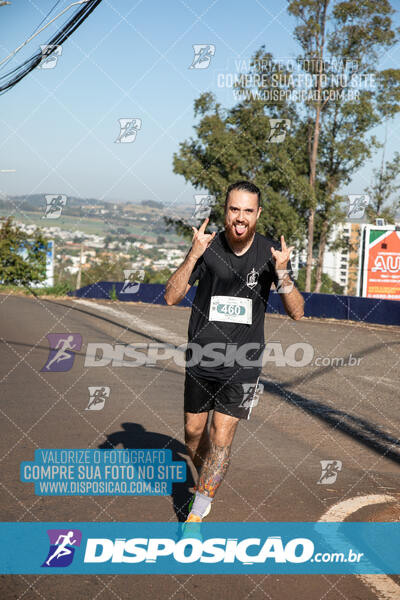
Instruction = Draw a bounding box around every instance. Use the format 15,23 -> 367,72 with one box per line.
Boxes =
0,522 -> 398,574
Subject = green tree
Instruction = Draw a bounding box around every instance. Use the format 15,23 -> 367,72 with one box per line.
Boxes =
0,217 -> 48,294
143,268 -> 173,284
172,89 -> 308,244
104,235 -> 113,249
296,266 -> 344,295
81,255 -> 131,287
172,0 -> 400,295
287,0 -> 400,291
365,150 -> 400,223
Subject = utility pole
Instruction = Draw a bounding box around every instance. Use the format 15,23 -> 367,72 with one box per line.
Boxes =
76,243 -> 84,290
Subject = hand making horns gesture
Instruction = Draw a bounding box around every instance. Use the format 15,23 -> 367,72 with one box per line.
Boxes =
191,217 -> 217,259
270,235 -> 295,270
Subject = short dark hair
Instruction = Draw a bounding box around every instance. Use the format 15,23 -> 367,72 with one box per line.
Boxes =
225,181 -> 261,210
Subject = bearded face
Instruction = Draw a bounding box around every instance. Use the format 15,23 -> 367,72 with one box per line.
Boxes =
224,190 -> 261,251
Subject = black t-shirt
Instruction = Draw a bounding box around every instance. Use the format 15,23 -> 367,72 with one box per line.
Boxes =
186,230 -> 293,383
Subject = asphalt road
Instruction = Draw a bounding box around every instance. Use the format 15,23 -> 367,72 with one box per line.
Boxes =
1,293 -> 400,599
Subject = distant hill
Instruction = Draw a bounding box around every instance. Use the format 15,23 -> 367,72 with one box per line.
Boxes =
2,194 -> 108,210
141,199 -> 163,209
0,194 -> 194,210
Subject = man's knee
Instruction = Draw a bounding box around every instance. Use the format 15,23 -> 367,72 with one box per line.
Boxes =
184,412 -> 208,441
210,412 -> 239,445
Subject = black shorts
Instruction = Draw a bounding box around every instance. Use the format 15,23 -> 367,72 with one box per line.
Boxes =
184,371 -> 261,420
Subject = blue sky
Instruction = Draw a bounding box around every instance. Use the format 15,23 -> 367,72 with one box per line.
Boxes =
1,0 -> 400,209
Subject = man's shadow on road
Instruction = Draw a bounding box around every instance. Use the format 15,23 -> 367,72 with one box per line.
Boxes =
260,377 -> 400,465
98,422 -> 195,522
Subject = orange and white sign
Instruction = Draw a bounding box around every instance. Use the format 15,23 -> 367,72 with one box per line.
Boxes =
363,228 -> 400,300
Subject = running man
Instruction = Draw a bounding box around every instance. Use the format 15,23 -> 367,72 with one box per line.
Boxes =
45,531 -> 77,565
164,181 -> 304,523
87,386 -> 108,410
45,335 -> 77,371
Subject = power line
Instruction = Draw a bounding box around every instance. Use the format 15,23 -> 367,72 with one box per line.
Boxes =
0,0 -> 65,74
28,0 -> 65,40
0,0 -> 103,94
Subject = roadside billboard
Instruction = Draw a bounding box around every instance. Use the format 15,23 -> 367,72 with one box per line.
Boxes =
358,225 -> 400,300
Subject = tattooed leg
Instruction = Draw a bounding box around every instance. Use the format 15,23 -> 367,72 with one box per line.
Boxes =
197,411 -> 240,498
197,441 -> 231,497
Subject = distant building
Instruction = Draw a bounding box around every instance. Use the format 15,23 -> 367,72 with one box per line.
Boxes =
132,241 -> 153,250
290,247 -> 307,280
323,222 -> 361,294
289,222 -> 361,294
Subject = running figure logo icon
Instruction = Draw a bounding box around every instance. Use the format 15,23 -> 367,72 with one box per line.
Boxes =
86,386 -> 110,410
347,194 -> 369,219
193,194 -> 216,221
120,269 -> 145,294
38,44 -> 62,69
115,118 -> 142,143
246,268 -> 259,289
41,333 -> 82,372
42,529 -> 81,568
239,382 -> 264,409
189,44 -> 216,69
43,194 -> 67,219
267,119 -> 290,143
317,460 -> 342,484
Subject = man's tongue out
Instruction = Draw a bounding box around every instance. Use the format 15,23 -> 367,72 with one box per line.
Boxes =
234,223 -> 247,236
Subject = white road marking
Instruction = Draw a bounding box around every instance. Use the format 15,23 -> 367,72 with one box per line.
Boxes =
319,494 -> 400,599
319,494 -> 396,522
74,299 -> 186,345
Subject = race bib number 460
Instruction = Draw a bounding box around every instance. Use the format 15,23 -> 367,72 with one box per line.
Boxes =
209,296 -> 252,325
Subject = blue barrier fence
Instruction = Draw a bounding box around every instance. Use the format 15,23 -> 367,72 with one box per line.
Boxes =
69,282 -> 400,326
